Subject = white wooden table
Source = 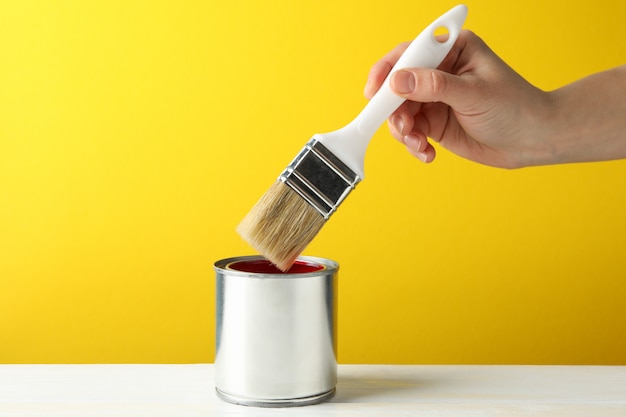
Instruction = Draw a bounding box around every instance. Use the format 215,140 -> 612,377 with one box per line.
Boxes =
1,364 -> 624,416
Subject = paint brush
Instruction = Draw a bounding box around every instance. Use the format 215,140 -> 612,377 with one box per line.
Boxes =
237,5 -> 468,271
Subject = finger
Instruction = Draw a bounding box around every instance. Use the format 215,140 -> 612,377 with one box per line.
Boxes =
403,133 -> 428,152
411,106 -> 448,143
390,67 -> 473,111
387,116 -> 404,142
367,30 -> 483,101
364,60 -> 391,99
364,42 -> 410,99
387,101 -> 419,137
388,104 -> 438,164
405,137 -> 436,163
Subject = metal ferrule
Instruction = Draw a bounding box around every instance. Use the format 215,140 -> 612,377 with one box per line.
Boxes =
279,138 -> 361,219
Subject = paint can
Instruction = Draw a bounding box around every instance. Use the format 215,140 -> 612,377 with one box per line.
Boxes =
214,255 -> 338,407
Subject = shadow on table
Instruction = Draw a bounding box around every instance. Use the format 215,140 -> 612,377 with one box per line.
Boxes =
332,372 -> 446,403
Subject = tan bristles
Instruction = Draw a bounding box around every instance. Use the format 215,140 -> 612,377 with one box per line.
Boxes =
237,181 -> 326,271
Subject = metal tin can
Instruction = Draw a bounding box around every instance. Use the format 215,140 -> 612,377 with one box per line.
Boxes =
214,255 -> 338,407
214,256 -> 339,407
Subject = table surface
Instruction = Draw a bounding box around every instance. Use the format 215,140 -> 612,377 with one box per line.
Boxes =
0,364 -> 625,416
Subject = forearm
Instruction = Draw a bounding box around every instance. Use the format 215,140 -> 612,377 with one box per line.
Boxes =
540,65 -> 626,165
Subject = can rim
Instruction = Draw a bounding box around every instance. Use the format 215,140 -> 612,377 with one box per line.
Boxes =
215,387 -> 335,407
214,255 -> 338,278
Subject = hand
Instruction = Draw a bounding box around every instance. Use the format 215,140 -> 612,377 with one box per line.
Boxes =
364,30 -> 553,169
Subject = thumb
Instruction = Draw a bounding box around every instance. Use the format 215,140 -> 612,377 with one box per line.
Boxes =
390,68 -> 468,108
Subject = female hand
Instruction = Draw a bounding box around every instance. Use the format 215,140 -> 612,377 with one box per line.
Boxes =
365,30 -> 555,168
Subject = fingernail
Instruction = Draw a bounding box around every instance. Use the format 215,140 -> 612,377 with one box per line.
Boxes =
404,134 -> 420,151
393,70 -> 416,94
363,79 -> 372,98
416,152 -> 428,163
391,115 -> 404,134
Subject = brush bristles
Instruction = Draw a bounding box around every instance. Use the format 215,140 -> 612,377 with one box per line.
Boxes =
237,181 -> 326,271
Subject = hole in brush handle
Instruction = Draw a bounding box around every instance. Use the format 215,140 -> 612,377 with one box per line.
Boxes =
433,26 -> 451,42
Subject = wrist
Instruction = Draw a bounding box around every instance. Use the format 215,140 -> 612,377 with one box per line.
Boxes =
515,89 -> 562,168
529,66 -> 626,166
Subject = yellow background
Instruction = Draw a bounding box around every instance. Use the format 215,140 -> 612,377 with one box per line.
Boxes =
1,0 -> 625,364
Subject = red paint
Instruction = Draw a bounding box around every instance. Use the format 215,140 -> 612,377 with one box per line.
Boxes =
227,259 -> 324,274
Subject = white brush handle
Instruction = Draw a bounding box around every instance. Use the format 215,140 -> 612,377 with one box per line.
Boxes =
315,4 -> 468,179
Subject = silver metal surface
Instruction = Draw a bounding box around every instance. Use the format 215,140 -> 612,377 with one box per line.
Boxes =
215,387 -> 335,408
214,256 -> 338,407
279,138 -> 360,219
